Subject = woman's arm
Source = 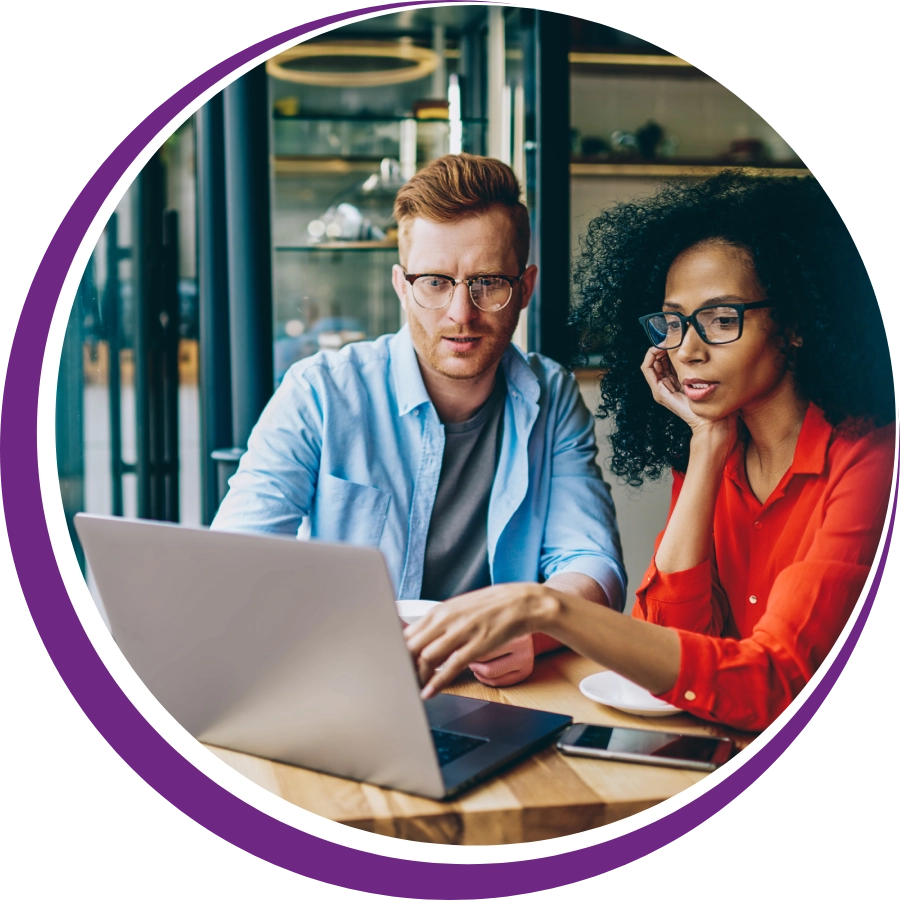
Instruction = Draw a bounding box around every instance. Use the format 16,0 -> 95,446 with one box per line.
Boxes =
461,573 -> 608,688
533,570 -> 611,655
653,431 -> 730,572
405,583 -> 681,699
640,347 -> 736,574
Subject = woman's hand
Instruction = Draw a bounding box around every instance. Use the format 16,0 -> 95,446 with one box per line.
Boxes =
640,347 -> 737,449
404,583 -> 550,699
641,347 -> 698,426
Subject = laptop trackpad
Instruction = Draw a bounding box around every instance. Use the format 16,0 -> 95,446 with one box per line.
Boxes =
443,702 -> 549,744
424,694 -> 488,728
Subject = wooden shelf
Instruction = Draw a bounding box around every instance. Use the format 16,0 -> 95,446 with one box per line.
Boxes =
569,51 -> 691,67
571,161 -> 810,178
276,241 -> 398,251
274,157 -> 385,175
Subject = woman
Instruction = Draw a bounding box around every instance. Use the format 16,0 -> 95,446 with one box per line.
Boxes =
405,172 -> 895,732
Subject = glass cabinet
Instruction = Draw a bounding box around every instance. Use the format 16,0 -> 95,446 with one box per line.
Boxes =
266,8 -> 492,383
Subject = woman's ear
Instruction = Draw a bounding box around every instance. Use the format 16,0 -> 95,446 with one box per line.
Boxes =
783,324 -> 803,348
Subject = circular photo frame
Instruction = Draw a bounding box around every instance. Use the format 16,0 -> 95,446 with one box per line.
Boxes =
3,4 -> 896,897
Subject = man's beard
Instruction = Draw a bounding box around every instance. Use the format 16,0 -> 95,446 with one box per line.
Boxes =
408,311 -> 520,380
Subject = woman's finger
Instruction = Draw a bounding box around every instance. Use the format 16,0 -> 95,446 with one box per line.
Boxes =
409,618 -> 469,673
421,648 -> 475,698
641,347 -> 666,374
642,349 -> 673,394
417,623 -> 506,697
404,608 -> 452,654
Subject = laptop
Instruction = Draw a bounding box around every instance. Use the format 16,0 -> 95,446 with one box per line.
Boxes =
74,514 -> 571,800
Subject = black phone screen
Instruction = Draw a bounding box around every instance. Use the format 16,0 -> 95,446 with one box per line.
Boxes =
572,725 -> 731,763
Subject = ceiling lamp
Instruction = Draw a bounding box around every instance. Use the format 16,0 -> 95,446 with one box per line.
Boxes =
266,41 -> 440,88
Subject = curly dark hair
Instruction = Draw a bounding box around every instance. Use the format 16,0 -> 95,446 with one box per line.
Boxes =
570,171 -> 894,486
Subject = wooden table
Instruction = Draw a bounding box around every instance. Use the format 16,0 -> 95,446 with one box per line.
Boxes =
208,651 -> 752,844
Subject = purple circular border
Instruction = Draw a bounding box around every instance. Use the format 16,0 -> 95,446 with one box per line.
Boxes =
2,5 -> 896,897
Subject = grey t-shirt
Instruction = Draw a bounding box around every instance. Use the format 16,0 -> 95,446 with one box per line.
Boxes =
420,375 -> 506,601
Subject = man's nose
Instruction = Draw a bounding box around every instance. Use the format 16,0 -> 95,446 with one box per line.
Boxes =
446,281 -> 478,323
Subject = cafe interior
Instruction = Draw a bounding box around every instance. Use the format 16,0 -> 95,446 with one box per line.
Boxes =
56,6 -> 809,842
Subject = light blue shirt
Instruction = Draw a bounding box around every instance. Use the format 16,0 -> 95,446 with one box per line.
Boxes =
212,326 -> 625,608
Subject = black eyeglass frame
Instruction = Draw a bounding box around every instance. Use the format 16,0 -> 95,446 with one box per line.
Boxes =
638,301 -> 774,349
402,271 -> 523,312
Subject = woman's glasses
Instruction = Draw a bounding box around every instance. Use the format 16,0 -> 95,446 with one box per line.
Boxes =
639,301 -> 773,349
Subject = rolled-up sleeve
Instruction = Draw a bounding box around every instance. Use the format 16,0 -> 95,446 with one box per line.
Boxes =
539,375 -> 626,610
633,470 -> 729,634
211,366 -> 324,535
659,560 -> 870,730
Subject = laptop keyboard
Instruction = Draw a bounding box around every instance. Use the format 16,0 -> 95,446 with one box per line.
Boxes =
430,729 -> 488,767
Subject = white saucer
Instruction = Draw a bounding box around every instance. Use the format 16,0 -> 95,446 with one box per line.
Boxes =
579,671 -> 682,717
395,599 -> 441,626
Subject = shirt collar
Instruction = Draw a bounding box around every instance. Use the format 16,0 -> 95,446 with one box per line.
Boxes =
724,402 -> 832,483
390,326 -> 432,416
389,325 -> 541,417
789,403 -> 832,475
500,341 -> 541,406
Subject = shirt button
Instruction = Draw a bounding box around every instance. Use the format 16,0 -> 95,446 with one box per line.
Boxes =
753,521 -> 762,529
684,690 -> 697,701
749,594 -> 758,604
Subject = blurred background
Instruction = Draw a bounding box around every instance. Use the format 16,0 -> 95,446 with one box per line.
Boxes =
57,7 -> 806,604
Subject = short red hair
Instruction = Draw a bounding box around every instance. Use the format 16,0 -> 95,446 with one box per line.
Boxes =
393,154 -> 531,270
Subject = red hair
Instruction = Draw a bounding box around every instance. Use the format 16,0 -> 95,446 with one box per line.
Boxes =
393,154 -> 531,269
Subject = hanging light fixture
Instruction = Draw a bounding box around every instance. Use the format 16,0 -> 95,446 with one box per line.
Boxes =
266,41 -> 440,88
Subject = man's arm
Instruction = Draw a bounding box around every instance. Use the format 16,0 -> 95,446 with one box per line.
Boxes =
211,367 -> 323,535
538,371 -> 626,610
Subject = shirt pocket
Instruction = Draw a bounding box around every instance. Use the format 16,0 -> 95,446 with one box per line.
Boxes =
311,473 -> 391,548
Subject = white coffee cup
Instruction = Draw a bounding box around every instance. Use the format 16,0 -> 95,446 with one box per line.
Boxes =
395,599 -> 441,626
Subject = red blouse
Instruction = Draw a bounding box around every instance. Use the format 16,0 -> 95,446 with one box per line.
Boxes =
633,404 -> 895,731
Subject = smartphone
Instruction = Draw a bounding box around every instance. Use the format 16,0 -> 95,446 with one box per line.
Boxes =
556,723 -> 735,772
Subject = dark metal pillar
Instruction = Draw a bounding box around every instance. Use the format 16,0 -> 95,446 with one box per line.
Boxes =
460,20 -> 486,152
162,210 -> 181,520
103,213 -> 125,516
223,64 -> 274,453
132,153 -> 181,521
196,94 -> 233,523
58,274 -> 87,570
526,10 -> 572,363
132,156 -> 164,519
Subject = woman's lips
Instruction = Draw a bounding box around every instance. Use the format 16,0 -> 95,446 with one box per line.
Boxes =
682,380 -> 719,401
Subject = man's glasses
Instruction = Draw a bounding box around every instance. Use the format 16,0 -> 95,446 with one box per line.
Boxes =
403,272 -> 522,312
639,301 -> 773,349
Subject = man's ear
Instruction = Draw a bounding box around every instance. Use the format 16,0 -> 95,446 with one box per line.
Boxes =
391,264 -> 409,311
517,264 -> 538,311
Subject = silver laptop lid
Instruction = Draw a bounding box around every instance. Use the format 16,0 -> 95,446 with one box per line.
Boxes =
75,514 -> 446,799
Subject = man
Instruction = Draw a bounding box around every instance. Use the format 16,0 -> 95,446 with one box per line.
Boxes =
212,153 -> 624,687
